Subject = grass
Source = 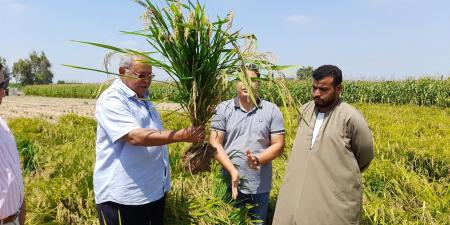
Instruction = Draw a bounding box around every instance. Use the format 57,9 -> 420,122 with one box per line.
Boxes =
7,103 -> 450,225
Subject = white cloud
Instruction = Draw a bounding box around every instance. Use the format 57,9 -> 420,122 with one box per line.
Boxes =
285,14 -> 311,25
0,0 -> 30,13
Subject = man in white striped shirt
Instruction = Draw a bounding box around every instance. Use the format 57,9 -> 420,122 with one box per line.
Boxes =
0,64 -> 25,225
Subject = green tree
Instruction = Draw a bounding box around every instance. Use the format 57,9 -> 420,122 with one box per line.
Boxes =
296,66 -> 314,80
12,59 -> 33,85
12,51 -> 53,85
0,57 -> 11,80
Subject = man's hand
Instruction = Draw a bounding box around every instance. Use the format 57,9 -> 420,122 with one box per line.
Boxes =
246,149 -> 260,170
180,126 -> 205,143
230,169 -> 240,200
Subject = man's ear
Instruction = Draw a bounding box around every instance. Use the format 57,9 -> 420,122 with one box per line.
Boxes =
336,84 -> 342,95
119,66 -> 126,75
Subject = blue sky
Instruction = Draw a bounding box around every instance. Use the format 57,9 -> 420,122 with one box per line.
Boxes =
1,0 -> 449,83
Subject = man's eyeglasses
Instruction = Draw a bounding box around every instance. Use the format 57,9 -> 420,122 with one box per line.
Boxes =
245,63 -> 260,72
126,68 -> 155,80
0,78 -> 9,90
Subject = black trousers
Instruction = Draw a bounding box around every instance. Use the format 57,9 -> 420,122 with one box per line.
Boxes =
96,195 -> 166,225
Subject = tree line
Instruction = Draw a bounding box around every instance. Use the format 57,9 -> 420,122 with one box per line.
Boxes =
0,51 -> 53,86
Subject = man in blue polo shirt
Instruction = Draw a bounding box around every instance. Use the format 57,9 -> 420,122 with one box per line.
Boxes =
94,54 -> 205,225
210,65 -> 285,225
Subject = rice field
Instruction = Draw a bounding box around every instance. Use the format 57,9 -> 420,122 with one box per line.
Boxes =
6,103 -> 450,225
23,78 -> 450,107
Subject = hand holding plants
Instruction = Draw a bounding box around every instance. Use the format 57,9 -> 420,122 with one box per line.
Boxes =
178,126 -> 205,143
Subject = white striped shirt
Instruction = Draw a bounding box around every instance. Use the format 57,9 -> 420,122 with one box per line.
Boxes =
0,117 -> 24,219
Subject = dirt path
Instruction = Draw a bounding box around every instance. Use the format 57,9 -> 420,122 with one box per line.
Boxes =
0,96 -> 181,121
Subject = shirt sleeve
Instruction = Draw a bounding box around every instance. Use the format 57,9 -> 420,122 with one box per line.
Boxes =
270,105 -> 285,135
96,94 -> 141,143
347,110 -> 374,172
210,103 -> 226,133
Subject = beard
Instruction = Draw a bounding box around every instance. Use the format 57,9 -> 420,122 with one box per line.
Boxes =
314,96 -> 336,108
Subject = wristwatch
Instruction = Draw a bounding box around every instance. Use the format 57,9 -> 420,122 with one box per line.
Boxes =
253,156 -> 260,166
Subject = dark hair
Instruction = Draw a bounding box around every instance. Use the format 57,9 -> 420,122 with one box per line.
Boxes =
245,63 -> 261,78
312,65 -> 342,86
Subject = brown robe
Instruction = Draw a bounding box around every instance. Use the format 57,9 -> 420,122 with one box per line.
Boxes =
273,100 -> 374,225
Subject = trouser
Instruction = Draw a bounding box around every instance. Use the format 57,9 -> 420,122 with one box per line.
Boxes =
96,195 -> 166,225
233,190 -> 270,225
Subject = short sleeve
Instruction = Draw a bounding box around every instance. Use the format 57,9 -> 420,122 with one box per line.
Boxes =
210,102 -> 227,133
270,105 -> 285,135
96,94 -> 141,143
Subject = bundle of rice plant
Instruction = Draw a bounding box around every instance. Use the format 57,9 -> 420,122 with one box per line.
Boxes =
66,0 -> 300,174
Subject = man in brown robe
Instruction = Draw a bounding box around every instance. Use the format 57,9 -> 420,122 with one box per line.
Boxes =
273,65 -> 374,225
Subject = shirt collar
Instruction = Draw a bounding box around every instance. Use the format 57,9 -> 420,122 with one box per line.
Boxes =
114,79 -> 149,99
233,96 -> 263,109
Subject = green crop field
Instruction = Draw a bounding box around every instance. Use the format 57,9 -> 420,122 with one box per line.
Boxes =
21,82 -> 178,101
7,103 -> 450,225
22,78 -> 450,107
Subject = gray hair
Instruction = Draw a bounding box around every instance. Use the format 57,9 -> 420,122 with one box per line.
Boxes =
119,54 -> 146,69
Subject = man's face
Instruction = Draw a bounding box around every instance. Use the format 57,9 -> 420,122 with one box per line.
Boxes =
312,76 -> 341,108
120,61 -> 153,98
237,70 -> 260,98
0,70 -> 5,105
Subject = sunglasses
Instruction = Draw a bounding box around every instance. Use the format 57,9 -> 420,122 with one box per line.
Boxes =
0,78 -> 9,90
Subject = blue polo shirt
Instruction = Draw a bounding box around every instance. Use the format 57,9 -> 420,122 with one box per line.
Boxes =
94,79 -> 170,205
